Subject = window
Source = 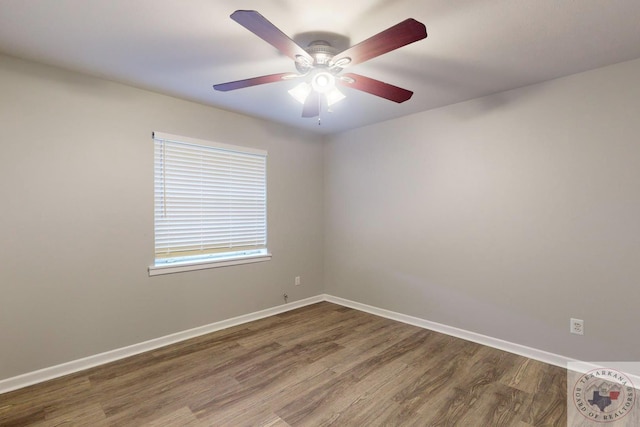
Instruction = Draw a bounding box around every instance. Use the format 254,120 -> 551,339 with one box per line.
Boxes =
149,132 -> 270,276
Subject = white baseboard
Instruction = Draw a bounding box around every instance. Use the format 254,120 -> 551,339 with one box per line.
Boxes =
323,294 -> 575,369
324,295 -> 640,390
0,295 -> 323,394
3,293 -> 638,394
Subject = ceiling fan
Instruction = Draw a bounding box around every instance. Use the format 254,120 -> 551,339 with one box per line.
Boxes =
213,10 -> 427,119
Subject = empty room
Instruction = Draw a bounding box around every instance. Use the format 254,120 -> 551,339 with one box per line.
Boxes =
1,1 -> 639,426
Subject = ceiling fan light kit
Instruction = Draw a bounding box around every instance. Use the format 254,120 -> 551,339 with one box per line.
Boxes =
213,10 -> 427,120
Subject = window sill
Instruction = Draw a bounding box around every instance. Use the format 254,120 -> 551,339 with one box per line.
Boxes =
148,253 -> 272,276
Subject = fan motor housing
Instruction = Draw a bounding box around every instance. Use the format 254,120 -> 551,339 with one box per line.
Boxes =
295,40 -> 338,73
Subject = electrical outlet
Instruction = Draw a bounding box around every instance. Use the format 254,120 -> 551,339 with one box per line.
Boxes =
570,318 -> 584,335
295,276 -> 301,286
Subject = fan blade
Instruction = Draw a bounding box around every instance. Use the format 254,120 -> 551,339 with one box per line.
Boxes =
332,18 -> 426,68
213,73 -> 296,91
337,73 -> 413,103
302,91 -> 320,117
231,10 -> 313,63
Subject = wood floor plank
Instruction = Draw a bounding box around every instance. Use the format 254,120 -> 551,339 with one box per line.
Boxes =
0,302 -> 570,426
500,357 -> 551,395
35,402 -> 108,427
310,360 -> 415,426
194,362 -> 334,424
191,354 -> 333,421
455,382 -> 530,427
318,321 -> 423,375
141,407 -> 200,427
519,365 -> 567,427
0,374 -> 94,426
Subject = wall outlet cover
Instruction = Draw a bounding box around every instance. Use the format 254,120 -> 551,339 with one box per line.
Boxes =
570,318 -> 584,335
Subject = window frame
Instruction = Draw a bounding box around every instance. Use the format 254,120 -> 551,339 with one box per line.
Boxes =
148,132 -> 271,276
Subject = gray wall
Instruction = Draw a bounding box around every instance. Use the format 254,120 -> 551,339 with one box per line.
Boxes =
3,51 -> 639,382
324,58 -> 640,361
0,54 -> 325,380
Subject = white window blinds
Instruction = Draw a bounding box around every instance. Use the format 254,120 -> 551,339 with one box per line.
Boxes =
153,132 -> 267,264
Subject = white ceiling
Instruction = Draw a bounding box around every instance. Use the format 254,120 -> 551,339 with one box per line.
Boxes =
1,0 -> 640,134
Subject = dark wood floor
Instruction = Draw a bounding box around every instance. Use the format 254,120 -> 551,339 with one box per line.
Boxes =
0,302 -> 567,426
